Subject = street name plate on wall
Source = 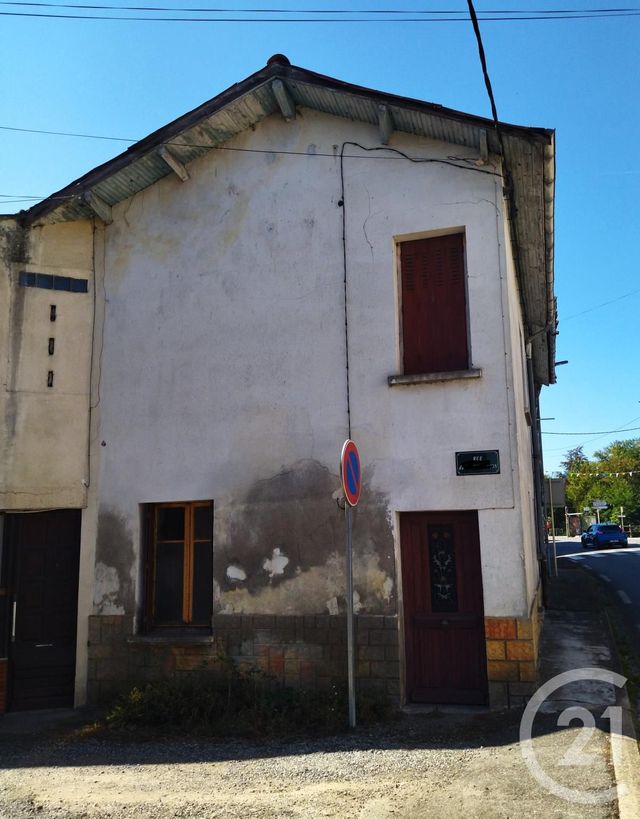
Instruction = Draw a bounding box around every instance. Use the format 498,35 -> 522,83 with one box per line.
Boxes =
456,450 -> 500,476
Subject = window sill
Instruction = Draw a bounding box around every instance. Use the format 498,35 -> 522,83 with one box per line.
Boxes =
128,632 -> 214,646
387,367 -> 482,386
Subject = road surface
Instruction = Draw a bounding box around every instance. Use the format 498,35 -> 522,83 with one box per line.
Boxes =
552,537 -> 640,652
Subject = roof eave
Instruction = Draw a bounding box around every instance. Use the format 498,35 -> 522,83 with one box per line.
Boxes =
18,58 -> 554,227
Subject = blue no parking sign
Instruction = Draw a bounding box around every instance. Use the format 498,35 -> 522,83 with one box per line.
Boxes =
341,439 -> 361,507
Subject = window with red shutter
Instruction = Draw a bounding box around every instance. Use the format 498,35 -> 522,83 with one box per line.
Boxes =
400,233 -> 469,374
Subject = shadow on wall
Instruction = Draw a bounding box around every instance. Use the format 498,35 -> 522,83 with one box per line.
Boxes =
215,459 -> 396,617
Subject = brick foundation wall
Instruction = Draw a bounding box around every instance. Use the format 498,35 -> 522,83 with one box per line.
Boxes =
485,587 -> 543,709
87,613 -> 400,705
0,658 -> 7,715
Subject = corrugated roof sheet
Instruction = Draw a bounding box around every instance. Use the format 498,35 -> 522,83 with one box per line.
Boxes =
17,56 -> 555,383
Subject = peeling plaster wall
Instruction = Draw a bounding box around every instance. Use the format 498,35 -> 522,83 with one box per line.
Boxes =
213,460 -> 395,615
0,219 -> 94,509
93,507 -> 136,615
93,108 -> 535,622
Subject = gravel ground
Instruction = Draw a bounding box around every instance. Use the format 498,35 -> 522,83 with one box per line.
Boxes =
0,708 -> 620,819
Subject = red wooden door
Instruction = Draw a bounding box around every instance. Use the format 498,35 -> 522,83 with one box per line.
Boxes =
5,511 -> 81,710
400,511 -> 488,705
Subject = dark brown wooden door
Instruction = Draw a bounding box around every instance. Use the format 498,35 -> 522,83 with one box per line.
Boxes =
400,511 -> 487,705
5,510 -> 81,710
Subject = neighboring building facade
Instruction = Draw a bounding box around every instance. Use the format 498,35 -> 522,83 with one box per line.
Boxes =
0,56 -> 556,713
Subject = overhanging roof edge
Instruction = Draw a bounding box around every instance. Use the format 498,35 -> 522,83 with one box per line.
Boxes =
18,58 -> 554,226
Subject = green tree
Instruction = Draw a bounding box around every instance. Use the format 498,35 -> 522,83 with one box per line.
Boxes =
560,439 -> 640,527
592,439 -> 640,525
561,446 -> 598,516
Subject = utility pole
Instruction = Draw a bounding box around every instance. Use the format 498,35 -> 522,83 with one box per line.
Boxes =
549,478 -> 557,576
619,506 -> 625,531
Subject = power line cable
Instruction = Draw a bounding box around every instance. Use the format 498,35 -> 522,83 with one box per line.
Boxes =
2,8 -> 640,19
0,126 -> 501,176
466,0 -> 502,141
0,134 -> 504,207
543,415 -> 640,453
561,287 -> 640,320
3,2 -> 640,11
543,426 -> 640,435
0,124 -> 134,141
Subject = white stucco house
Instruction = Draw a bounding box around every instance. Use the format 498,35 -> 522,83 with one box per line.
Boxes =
0,55 -> 555,713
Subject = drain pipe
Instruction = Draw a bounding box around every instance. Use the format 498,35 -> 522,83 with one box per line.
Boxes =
526,344 -> 549,597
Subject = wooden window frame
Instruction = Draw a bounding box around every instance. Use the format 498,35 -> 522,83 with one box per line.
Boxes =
397,230 -> 471,376
144,500 -> 213,631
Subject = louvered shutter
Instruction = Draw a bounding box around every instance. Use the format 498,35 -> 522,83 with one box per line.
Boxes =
400,233 -> 469,374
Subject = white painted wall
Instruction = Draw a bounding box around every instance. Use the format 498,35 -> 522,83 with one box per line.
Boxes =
89,108 -> 538,620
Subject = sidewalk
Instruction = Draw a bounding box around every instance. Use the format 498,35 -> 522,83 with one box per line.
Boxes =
0,571 -> 638,818
540,559 -> 640,817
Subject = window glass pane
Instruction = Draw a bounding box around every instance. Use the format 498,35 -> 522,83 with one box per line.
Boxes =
154,541 -> 184,624
35,274 -> 54,289
191,540 -> 213,625
428,524 -> 459,613
19,272 -> 36,287
157,507 -> 184,541
69,277 -> 89,293
53,276 -> 71,291
193,505 -> 212,541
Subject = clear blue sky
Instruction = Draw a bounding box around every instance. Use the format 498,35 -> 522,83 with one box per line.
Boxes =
2,4 -> 639,475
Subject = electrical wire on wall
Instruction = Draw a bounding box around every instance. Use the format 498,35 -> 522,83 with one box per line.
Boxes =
338,140 -> 503,439
0,127 -> 507,208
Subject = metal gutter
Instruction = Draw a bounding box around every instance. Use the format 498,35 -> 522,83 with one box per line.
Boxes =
543,138 -> 557,385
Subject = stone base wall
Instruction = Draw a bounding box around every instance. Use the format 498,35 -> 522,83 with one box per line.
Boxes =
87,614 -> 400,705
0,659 -> 7,715
88,597 -> 544,712
485,588 -> 543,709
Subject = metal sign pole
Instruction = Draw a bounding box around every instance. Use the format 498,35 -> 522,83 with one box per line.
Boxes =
549,479 -> 558,576
340,438 -> 360,730
345,503 -> 356,729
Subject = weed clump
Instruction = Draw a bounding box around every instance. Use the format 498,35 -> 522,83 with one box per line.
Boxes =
104,656 -> 393,737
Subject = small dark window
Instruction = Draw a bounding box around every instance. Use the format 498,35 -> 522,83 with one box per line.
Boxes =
18,271 -> 88,294
70,277 -> 88,293
36,274 -> 54,289
145,501 -> 213,629
399,233 -> 469,374
19,272 -> 36,287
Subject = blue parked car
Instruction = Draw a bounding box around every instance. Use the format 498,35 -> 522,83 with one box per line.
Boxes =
581,523 -> 628,549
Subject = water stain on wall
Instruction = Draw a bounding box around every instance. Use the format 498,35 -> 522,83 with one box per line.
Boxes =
0,223 -> 29,266
214,459 -> 396,616
94,507 -> 136,615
